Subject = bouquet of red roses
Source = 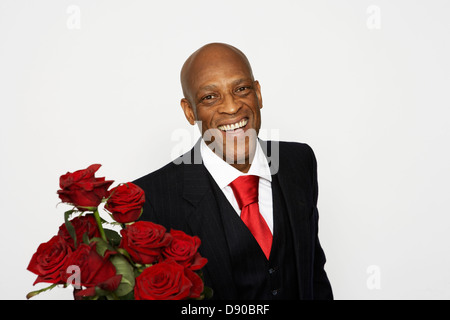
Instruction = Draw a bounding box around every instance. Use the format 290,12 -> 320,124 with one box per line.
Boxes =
26,164 -> 211,300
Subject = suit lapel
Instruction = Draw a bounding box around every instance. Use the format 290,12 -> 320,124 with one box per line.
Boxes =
181,140 -> 237,299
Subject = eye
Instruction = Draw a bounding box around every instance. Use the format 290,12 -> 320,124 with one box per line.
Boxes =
235,86 -> 251,94
202,94 -> 215,100
199,93 -> 218,105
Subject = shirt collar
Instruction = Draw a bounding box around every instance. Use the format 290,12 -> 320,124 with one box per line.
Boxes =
200,138 -> 272,189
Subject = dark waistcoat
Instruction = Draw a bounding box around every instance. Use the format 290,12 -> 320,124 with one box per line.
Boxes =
209,173 -> 299,300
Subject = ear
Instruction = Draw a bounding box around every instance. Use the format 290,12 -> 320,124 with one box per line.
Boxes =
180,98 -> 196,125
254,80 -> 263,109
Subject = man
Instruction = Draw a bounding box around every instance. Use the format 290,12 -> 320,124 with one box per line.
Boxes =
134,43 -> 333,300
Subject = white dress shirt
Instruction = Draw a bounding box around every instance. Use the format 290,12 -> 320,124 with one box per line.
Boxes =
200,139 -> 274,234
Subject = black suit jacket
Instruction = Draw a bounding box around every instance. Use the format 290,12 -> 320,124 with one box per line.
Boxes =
133,139 -> 333,300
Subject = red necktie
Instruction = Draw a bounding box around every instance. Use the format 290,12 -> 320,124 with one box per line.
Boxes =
229,175 -> 272,260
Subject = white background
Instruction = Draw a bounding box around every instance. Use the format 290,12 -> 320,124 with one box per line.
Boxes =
1,0 -> 449,300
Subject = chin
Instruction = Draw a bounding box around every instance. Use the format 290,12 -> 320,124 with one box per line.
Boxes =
203,126 -> 258,164
223,138 -> 257,165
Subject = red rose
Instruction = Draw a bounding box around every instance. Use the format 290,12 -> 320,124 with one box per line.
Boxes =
162,229 -> 207,271
60,242 -> 122,298
27,235 -> 72,285
119,221 -> 172,264
134,259 -> 203,300
105,183 -> 145,223
58,214 -> 101,249
57,164 -> 113,211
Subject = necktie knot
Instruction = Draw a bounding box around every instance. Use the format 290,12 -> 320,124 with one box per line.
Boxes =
229,175 -> 259,209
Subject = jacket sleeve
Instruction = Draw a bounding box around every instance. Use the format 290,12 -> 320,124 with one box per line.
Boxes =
308,145 -> 334,300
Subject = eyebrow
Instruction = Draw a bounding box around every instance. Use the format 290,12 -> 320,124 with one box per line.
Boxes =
198,78 -> 252,92
198,84 -> 218,92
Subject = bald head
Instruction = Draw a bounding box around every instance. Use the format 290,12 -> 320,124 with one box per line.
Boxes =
179,42 -> 263,172
180,43 -> 254,104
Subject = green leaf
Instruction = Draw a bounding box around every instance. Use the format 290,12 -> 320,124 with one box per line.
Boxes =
118,290 -> 135,300
64,210 -> 77,248
94,287 -> 110,297
110,254 -> 135,297
87,237 -> 135,298
90,237 -> 115,257
82,232 -> 90,245
116,247 -> 132,262
202,286 -> 214,300
104,228 -> 121,247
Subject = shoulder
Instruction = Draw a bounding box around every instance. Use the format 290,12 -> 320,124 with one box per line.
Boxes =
266,140 -> 318,198
266,140 -> 316,171
261,139 -> 314,158
132,156 -> 187,225
133,160 -> 180,190
278,141 -> 315,158
133,158 -> 183,198
276,141 -> 319,204
280,140 -> 316,174
132,143 -> 202,202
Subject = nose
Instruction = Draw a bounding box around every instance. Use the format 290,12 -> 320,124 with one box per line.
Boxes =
218,93 -> 241,115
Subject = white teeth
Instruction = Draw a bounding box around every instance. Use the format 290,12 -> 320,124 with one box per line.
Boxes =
218,119 -> 248,131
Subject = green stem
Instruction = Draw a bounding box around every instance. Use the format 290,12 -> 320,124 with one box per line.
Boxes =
26,283 -> 58,299
93,208 -> 107,242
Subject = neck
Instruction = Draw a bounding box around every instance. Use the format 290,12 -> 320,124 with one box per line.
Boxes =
231,162 -> 251,173
227,148 -> 256,173
204,139 -> 257,174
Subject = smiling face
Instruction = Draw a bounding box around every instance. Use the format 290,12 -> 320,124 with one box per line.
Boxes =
180,43 -> 263,172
